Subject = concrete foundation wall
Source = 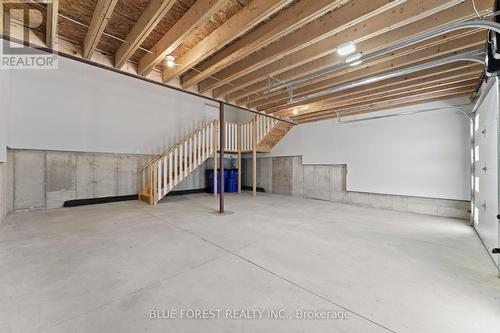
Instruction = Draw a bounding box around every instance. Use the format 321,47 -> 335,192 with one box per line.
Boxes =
244,156 -> 469,219
6,149 -> 208,212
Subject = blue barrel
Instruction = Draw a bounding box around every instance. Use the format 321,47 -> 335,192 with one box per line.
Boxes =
225,169 -> 238,193
206,169 -> 221,193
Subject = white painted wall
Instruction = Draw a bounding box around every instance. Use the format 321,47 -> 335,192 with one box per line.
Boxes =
270,98 -> 472,200
0,68 -> 9,162
224,104 -> 255,123
2,41 -> 219,156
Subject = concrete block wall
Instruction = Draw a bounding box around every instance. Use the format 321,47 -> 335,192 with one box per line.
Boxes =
244,155 -> 470,219
6,149 -> 208,212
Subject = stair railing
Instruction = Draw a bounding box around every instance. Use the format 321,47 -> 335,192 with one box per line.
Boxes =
138,115 -> 283,204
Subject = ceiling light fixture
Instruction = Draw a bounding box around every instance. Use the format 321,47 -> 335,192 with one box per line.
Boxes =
293,109 -> 299,115
345,52 -> 362,66
336,41 -> 356,56
166,55 -> 175,68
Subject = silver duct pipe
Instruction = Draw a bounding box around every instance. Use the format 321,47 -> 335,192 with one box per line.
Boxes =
337,105 -> 471,124
269,20 -> 500,92
289,51 -> 483,103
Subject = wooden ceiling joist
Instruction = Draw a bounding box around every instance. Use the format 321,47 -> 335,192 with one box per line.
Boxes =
227,0 -> 491,104
206,0 -> 464,97
46,0 -> 59,48
161,0 -> 293,83
114,0 -> 177,69
274,66 -> 482,117
294,87 -> 475,123
82,0 -> 118,59
201,0 -> 409,95
137,0 -> 227,76
179,0 -> 349,89
301,80 -> 478,115
250,33 -> 484,111
4,0 -> 492,123
298,91 -> 474,123
282,76 -> 480,118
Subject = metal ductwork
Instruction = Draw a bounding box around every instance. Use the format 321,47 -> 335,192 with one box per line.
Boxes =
336,106 -> 471,124
288,51 -> 484,104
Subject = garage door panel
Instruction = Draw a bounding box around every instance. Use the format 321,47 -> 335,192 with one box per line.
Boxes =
473,78 -> 499,272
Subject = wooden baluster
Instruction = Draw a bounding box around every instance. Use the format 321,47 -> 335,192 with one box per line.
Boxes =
152,163 -> 157,204
184,140 -> 188,177
157,160 -> 162,201
148,165 -> 153,204
209,122 -> 213,155
174,147 -> 178,186
206,125 -> 210,157
163,156 -> 167,196
194,133 -> 198,167
245,124 -> 248,150
197,131 -> 201,165
168,151 -> 173,191
138,169 -> 142,200
233,124 -> 236,151
236,124 -> 239,152
202,127 -> 206,161
177,143 -> 184,183
188,137 -> 193,172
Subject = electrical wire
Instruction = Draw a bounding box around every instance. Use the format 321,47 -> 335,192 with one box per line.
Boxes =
472,0 -> 482,19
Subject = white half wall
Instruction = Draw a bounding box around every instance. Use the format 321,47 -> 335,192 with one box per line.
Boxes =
2,41 -> 219,156
269,98 -> 472,200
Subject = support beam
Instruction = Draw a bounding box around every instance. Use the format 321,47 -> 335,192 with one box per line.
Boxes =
219,103 -> 225,213
162,0 -> 292,83
138,0 -> 226,76
252,117 -> 257,197
237,124 -> 241,193
46,0 -> 59,48
213,121 -> 218,196
205,0 -> 462,96
115,0 -> 176,69
225,0 -> 491,103
83,0 -> 118,59
180,0 -> 348,88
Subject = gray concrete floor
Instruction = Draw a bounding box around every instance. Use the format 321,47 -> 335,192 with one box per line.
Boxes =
1,193 -> 499,333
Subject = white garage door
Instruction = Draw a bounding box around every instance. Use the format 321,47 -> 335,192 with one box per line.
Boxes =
472,78 -> 499,273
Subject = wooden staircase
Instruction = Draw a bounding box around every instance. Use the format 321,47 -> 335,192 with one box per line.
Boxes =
138,115 -> 292,205
257,122 -> 294,153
